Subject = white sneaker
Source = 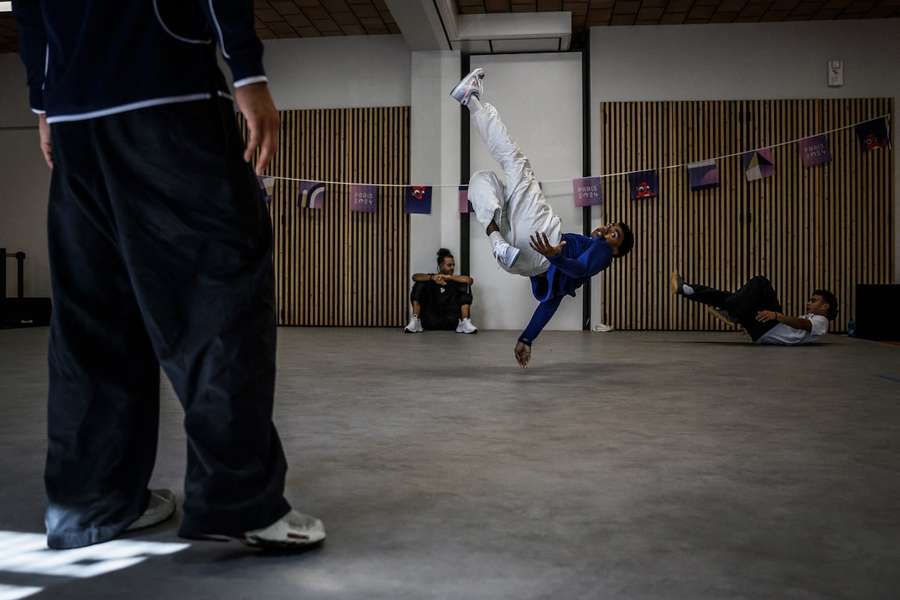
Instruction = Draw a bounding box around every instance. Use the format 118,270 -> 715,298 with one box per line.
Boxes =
456,318 -> 478,334
127,489 -> 176,531
450,67 -> 485,106
491,239 -> 520,270
404,316 -> 423,333
243,509 -> 326,549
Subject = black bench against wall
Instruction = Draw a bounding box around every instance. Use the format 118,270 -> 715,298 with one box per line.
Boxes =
855,284 -> 900,342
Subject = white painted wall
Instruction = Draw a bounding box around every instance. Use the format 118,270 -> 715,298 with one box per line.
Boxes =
469,52 -> 584,331
0,53 -> 34,128
0,53 -> 50,298
589,19 -> 900,326
409,51 -> 461,284
260,36 -> 411,110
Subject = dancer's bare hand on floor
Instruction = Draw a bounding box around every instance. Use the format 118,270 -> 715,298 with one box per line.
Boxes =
529,232 -> 566,258
514,341 -> 531,368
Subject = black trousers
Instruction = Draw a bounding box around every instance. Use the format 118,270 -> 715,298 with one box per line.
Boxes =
45,98 -> 290,549
410,281 -> 472,330
684,275 -> 783,341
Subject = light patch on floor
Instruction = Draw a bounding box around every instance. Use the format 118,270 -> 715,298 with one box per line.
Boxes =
0,584 -> 43,600
0,531 -> 188,597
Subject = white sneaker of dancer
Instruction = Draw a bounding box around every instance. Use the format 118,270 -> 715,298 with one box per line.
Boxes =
243,509 -> 326,549
404,315 -> 423,333
449,67 -> 485,106
491,238 -> 520,270
456,318 -> 478,334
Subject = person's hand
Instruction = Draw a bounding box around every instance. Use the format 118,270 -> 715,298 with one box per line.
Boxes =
529,232 -> 566,258
514,341 -> 531,368
756,310 -> 781,323
590,225 -> 608,238
432,274 -> 447,286
38,114 -> 53,170
234,82 -> 279,176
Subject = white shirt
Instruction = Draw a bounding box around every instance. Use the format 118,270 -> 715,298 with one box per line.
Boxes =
758,313 -> 829,345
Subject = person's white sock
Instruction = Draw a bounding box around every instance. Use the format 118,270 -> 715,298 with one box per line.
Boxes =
682,284 -> 694,296
467,95 -> 484,114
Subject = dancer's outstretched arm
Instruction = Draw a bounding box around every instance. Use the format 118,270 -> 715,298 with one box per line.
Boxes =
515,295 -> 565,367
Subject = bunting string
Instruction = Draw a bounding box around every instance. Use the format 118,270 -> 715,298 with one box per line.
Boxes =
261,113 -> 891,188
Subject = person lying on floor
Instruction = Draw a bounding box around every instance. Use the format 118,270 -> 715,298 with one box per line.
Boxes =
671,272 -> 838,345
405,248 -> 478,334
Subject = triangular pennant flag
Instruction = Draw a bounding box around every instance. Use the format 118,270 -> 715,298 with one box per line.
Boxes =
798,135 -> 832,167
742,149 -> 774,182
628,170 -> 658,200
855,117 -> 890,151
687,159 -> 720,191
298,180 -> 326,209
572,176 -> 604,207
458,186 -> 471,214
404,185 -> 432,214
349,184 -> 377,213
257,175 -> 274,204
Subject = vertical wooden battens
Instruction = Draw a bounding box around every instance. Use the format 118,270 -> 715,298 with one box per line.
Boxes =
601,99 -> 894,332
242,106 -> 410,327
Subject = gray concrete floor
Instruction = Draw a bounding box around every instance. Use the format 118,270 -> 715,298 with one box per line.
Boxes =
1,327 -> 899,599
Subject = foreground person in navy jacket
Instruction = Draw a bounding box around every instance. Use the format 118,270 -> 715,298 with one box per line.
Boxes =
13,0 -> 323,550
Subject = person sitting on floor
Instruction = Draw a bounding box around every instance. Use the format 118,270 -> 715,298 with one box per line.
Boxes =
405,248 -> 478,334
671,272 -> 838,345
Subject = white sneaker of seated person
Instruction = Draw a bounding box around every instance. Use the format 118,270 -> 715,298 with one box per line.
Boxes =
404,315 -> 423,333
243,509 -> 326,549
456,318 -> 478,334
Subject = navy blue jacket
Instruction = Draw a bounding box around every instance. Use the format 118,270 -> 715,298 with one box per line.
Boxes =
13,0 -> 266,123
519,233 -> 614,345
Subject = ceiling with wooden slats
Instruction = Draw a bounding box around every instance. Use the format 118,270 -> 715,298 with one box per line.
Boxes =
1,1 -> 897,54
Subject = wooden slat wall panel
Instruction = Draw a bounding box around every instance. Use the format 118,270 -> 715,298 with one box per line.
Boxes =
601,98 -> 894,331
244,106 -> 410,327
